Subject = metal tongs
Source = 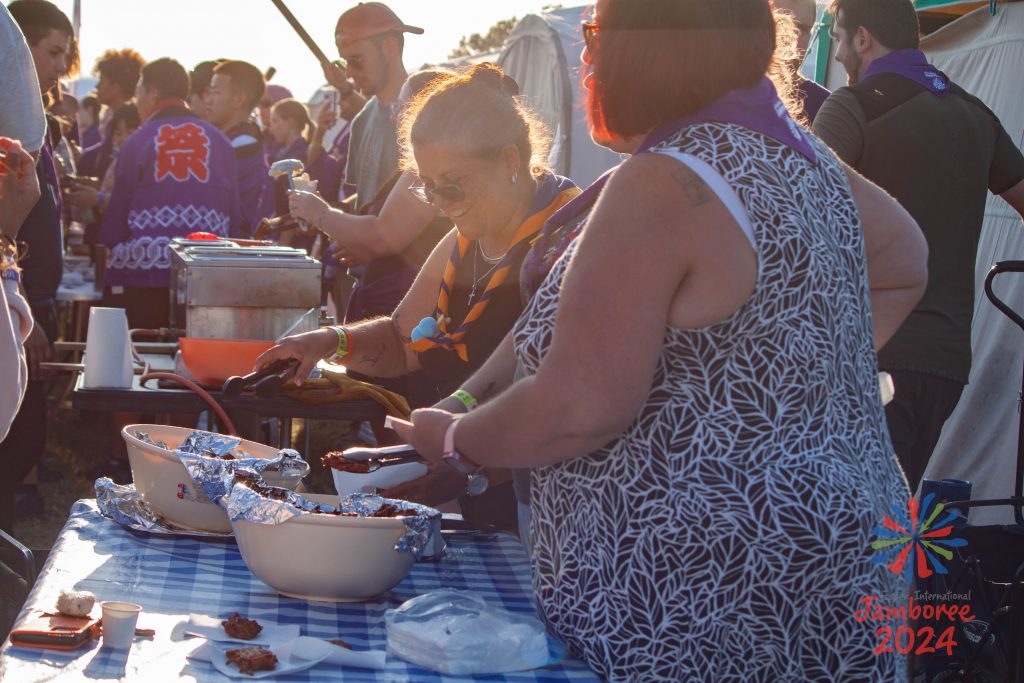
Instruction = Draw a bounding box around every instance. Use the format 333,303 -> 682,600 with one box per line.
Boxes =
340,444 -> 426,473
253,214 -> 307,240
221,358 -> 299,398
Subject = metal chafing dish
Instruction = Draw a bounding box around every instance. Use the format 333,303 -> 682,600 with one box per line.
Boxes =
169,241 -> 321,340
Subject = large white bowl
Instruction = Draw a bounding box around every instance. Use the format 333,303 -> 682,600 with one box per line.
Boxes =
232,493 -> 416,602
121,424 -> 303,534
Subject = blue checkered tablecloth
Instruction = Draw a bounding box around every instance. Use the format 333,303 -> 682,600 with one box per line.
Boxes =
0,500 -> 601,682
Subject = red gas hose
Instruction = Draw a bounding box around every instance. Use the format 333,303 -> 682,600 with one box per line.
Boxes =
139,372 -> 237,436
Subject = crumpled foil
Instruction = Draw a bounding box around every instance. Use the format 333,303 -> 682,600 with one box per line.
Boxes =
94,477 -> 231,538
225,472 -> 440,559
169,430 -> 310,506
180,430 -> 244,458
136,431 -> 169,450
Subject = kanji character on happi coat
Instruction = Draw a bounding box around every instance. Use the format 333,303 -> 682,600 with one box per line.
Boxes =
99,58 -> 240,329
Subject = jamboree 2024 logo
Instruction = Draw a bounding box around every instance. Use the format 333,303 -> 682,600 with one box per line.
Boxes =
858,493 -> 974,656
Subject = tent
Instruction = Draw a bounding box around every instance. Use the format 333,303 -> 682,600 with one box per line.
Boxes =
497,6 -> 623,188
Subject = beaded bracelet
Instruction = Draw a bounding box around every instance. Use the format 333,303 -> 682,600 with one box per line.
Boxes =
450,389 -> 478,412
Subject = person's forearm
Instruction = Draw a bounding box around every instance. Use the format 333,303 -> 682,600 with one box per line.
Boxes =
317,209 -> 392,259
454,372 -> 625,469
342,316 -> 414,377
307,131 -> 327,166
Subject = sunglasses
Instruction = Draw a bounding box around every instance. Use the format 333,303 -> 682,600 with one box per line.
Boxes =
408,178 -> 466,205
581,21 -> 601,51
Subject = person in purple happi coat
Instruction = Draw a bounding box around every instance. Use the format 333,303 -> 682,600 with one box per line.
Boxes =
99,57 -> 240,329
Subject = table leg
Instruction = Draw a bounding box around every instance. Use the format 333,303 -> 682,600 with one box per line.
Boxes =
281,417 -> 292,449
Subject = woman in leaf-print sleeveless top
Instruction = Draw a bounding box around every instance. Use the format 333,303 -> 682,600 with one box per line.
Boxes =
511,122 -> 909,680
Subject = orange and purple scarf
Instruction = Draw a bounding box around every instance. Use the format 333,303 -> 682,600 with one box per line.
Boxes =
409,175 -> 580,362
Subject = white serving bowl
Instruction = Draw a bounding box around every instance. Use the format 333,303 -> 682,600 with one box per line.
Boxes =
121,424 -> 303,533
331,461 -> 429,497
231,493 -> 416,602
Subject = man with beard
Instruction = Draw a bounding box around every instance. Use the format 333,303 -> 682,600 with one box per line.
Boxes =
814,0 -> 1024,489
326,2 -> 422,212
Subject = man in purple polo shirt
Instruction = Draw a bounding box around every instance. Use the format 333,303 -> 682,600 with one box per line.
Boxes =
99,57 -> 240,329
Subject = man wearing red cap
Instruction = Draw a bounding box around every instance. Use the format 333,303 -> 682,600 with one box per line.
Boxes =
327,2 -> 422,212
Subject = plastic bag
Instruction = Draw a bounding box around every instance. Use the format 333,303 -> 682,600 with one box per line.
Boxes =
384,589 -> 561,675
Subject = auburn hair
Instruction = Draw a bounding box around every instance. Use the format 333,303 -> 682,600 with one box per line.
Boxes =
399,62 -> 551,178
586,0 -> 781,141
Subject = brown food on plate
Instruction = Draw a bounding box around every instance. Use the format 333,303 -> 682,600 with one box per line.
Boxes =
328,638 -> 352,649
322,451 -> 371,473
226,646 -> 278,675
221,612 -> 263,640
307,502 -> 418,518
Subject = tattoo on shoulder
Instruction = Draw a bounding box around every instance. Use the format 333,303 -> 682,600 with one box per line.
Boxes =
671,167 -> 713,207
393,313 -> 412,344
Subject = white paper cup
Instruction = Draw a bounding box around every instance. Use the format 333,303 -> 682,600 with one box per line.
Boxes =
100,601 -> 142,649
83,307 -> 134,389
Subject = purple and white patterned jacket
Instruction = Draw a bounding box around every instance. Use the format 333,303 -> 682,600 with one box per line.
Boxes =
99,104 -> 240,288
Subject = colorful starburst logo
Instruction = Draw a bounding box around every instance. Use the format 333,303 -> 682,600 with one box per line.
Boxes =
871,493 -> 968,582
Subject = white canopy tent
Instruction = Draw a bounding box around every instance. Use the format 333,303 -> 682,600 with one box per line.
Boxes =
497,6 -> 623,188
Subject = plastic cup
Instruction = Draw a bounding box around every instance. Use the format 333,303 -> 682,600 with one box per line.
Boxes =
83,307 -> 134,389
100,601 -> 142,649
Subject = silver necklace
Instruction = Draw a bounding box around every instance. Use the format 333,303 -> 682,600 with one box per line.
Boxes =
468,242 -> 503,307
478,240 -> 507,264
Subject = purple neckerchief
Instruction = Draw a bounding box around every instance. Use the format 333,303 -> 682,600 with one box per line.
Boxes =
861,49 -> 950,97
522,77 -> 812,296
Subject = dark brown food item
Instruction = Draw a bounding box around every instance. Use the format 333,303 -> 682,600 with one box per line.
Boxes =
372,503 -> 419,518
221,612 -> 263,640
322,451 -> 371,473
234,471 -> 289,500
226,646 -> 277,675
328,638 -> 352,649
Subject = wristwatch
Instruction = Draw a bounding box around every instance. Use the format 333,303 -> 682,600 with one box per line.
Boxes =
442,419 -> 489,497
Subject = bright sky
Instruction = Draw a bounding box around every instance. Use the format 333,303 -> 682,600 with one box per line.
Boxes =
46,0 -> 565,102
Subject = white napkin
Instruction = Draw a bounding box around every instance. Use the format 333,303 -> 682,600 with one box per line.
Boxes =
185,613 -> 300,646
189,637 -> 387,679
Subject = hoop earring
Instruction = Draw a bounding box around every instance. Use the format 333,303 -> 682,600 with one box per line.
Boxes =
511,173 -> 518,185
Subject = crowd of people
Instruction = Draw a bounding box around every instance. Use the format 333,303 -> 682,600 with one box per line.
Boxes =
2,0 -> 1024,678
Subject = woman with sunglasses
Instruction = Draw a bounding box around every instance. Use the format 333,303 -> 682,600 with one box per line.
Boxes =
389,0 -> 926,679
255,63 -> 580,530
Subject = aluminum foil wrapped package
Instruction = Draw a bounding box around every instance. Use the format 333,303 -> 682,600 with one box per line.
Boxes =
225,471 -> 441,558
94,477 -> 230,538
179,430 -> 246,458
135,431 -> 169,450
175,443 -> 309,508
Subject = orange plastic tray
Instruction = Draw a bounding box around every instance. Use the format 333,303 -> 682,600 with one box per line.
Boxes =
178,338 -> 275,386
